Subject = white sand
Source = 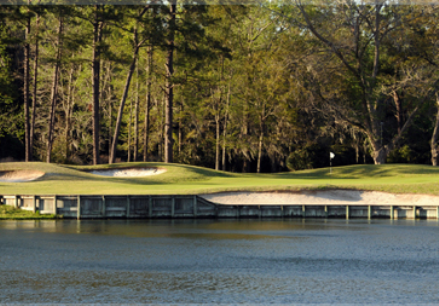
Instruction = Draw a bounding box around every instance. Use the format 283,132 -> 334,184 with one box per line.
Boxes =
0,170 -> 45,182
89,167 -> 166,177
200,190 -> 439,205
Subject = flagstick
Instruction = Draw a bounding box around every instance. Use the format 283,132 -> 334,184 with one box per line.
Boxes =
329,152 -> 335,175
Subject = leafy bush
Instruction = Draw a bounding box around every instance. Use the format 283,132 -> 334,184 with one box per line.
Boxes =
287,144 -> 328,170
287,144 -> 358,171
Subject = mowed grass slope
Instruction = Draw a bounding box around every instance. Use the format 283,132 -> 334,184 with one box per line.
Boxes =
0,162 -> 439,195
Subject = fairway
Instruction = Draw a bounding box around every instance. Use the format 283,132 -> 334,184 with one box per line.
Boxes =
0,162 -> 439,196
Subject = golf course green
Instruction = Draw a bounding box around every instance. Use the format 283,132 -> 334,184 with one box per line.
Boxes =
0,162 -> 439,196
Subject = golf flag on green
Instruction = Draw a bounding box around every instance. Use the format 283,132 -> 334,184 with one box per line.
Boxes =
330,152 -> 335,174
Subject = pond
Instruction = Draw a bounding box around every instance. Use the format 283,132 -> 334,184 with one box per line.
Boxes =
1,219 -> 438,304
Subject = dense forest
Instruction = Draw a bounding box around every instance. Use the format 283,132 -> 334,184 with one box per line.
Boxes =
1,2 -> 439,172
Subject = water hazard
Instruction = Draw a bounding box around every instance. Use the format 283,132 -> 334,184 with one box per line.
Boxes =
1,219 -> 439,304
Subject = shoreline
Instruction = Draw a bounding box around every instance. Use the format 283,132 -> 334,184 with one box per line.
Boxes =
2,189 -> 439,206
2,190 -> 439,219
200,190 -> 439,206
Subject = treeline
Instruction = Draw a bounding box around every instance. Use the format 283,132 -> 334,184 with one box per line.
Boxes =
1,2 -> 439,172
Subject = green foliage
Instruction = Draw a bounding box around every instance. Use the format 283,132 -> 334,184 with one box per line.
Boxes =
0,23 -> 17,139
287,144 -> 327,171
0,4 -> 438,170
388,145 -> 413,163
287,144 -> 357,171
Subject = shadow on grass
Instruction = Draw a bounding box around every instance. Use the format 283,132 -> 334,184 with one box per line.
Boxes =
39,175 -> 167,186
70,162 -> 236,178
169,164 -> 236,178
17,163 -> 439,187
272,164 -> 439,180
265,169 -> 360,180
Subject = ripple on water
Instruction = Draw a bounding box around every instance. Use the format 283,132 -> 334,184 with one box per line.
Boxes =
0,219 -> 439,303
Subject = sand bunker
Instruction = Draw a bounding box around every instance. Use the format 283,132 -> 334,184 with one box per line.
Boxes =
200,190 -> 439,205
0,170 -> 45,182
88,167 -> 166,177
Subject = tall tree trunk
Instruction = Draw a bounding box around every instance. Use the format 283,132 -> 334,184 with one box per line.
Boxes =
256,104 -> 266,174
128,96 -> 133,162
178,101 -> 182,158
222,76 -> 231,171
221,115 -> 227,171
257,132 -> 263,173
30,15 -> 40,161
270,156 -> 277,173
241,45 -> 253,173
24,16 -> 31,162
372,148 -> 387,164
109,52 -> 140,164
108,63 -> 112,158
393,91 -> 403,135
369,101 -> 420,164
431,93 -> 439,166
143,46 -> 152,162
64,66 -> 74,161
256,119 -> 264,173
214,56 -> 224,171
215,113 -> 220,170
363,140 -> 367,164
133,59 -> 139,162
92,6 -> 102,165
355,145 -> 359,164
164,4 -> 176,163
46,18 -> 63,163
159,96 -> 165,161
242,100 -> 249,172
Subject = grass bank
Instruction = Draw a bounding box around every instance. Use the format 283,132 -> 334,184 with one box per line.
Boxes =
0,205 -> 57,220
0,162 -> 439,196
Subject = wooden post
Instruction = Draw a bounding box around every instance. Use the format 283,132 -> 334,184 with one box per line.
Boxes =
390,206 -> 394,220
214,202 -> 219,218
346,205 -> 349,220
324,205 -> 328,218
77,195 -> 81,220
368,206 -> 371,220
127,196 -> 130,218
32,196 -> 37,213
193,195 -> 197,218
14,196 -> 18,208
53,195 -> 57,215
302,205 -> 305,218
413,206 -> 417,220
171,196 -> 175,217
149,196 -> 152,218
102,195 -> 106,217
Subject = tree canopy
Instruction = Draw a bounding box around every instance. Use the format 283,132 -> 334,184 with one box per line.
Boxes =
1,3 -> 439,171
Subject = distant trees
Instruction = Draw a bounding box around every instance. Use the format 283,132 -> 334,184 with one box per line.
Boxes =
1,3 -> 439,169
288,2 -> 438,164
0,11 -> 18,153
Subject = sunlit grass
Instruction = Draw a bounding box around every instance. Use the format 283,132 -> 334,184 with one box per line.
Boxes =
0,162 -> 438,195
0,204 -> 57,220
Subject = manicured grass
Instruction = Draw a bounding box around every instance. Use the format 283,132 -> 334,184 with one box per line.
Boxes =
0,204 -> 57,220
0,162 -> 439,196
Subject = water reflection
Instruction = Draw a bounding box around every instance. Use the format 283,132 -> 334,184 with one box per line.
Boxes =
0,219 -> 438,303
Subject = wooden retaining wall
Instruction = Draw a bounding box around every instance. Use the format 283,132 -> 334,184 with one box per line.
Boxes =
1,194 -> 439,220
